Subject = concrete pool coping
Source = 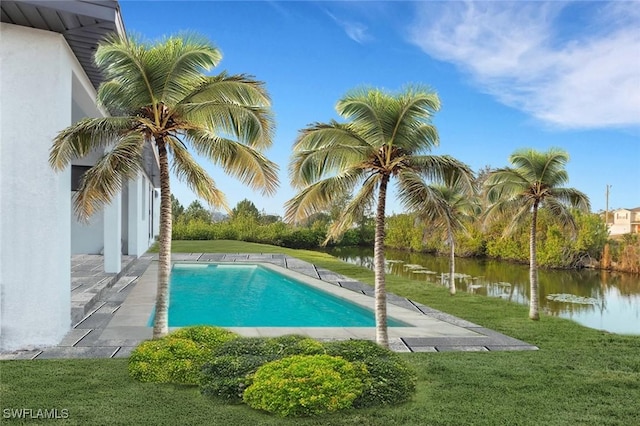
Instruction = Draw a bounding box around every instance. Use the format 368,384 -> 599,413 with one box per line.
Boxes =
1,252 -> 538,359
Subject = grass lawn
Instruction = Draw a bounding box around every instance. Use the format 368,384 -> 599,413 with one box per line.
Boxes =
2,240 -> 639,425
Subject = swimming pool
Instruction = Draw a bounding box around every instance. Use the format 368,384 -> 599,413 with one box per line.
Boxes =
148,263 -> 409,327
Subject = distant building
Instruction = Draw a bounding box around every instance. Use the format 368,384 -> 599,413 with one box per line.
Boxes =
608,207 -> 640,236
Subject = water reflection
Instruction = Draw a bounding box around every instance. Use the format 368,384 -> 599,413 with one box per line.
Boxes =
321,247 -> 640,335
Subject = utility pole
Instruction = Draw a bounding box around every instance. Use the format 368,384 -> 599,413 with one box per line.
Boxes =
605,184 -> 612,224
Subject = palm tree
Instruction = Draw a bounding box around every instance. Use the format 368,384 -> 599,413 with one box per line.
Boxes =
49,34 -> 278,338
285,86 -> 473,347
484,148 -> 589,320
400,176 -> 479,295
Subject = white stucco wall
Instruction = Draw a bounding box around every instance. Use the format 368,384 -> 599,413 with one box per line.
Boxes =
152,188 -> 160,239
608,224 -> 631,236
128,174 -> 159,256
69,86 -> 106,255
0,24 -> 79,350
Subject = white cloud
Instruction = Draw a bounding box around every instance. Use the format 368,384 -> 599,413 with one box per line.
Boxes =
407,1 -> 640,129
326,10 -> 372,44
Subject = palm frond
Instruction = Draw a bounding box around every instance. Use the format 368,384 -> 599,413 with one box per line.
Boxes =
284,168 -> 366,223
290,123 -> 372,187
156,34 -> 222,105
185,130 -> 279,196
178,74 -> 274,148
550,187 -> 591,212
95,35 -> 156,112
168,137 -> 229,212
97,81 -> 134,115
484,148 -> 590,238
399,123 -> 439,155
336,88 -> 386,145
543,197 -> 578,233
388,87 -> 440,152
398,172 -> 479,236
409,155 -> 474,189
502,202 -> 534,236
73,133 -> 144,220
484,167 -> 530,204
509,147 -> 570,187
483,197 -> 533,236
50,117 -> 138,170
326,174 -> 379,243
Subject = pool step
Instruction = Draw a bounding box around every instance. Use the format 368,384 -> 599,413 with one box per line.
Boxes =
71,256 -> 136,327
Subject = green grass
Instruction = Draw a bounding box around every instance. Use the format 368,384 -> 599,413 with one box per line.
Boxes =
2,240 -> 639,425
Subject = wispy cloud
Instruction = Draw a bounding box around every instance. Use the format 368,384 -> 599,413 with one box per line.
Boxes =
326,10 -> 372,44
407,1 -> 640,129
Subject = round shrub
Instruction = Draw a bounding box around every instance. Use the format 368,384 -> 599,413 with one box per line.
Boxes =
128,337 -> 205,385
212,336 -> 274,357
169,325 -> 238,351
211,335 -> 323,357
243,355 -> 366,417
264,335 -> 325,357
323,339 -> 417,407
128,326 -> 238,385
201,355 -> 268,403
201,335 -> 325,402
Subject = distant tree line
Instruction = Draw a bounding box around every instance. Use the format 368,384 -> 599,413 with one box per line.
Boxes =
169,187 -> 639,274
170,196 -> 374,249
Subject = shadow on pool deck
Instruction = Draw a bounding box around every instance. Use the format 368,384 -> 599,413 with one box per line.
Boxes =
1,253 -> 537,360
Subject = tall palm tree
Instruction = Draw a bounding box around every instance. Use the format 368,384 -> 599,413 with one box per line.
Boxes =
400,176 -> 480,295
50,35 -> 278,339
285,86 -> 473,347
484,148 -> 589,320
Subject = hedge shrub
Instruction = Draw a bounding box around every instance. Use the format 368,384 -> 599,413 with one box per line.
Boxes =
323,339 -> 417,407
169,325 -> 238,350
128,337 -> 205,385
128,326 -> 238,385
201,335 -> 324,402
243,355 -> 366,417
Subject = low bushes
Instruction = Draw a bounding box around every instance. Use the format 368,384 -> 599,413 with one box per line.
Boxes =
128,326 -> 238,385
200,335 -> 324,402
129,332 -> 416,417
243,355 -> 367,417
169,325 -> 239,349
324,340 -> 417,407
172,218 -> 374,249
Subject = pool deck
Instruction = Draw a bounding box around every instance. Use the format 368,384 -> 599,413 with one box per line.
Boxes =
1,253 -> 537,360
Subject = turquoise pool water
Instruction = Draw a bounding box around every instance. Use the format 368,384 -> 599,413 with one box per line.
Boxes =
148,263 -> 409,327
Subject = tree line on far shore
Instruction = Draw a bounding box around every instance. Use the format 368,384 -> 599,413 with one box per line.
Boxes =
170,194 -> 639,275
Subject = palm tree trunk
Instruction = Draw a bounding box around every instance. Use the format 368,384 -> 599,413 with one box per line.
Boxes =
448,229 -> 456,295
529,203 -> 540,320
153,138 -> 172,338
374,174 -> 390,348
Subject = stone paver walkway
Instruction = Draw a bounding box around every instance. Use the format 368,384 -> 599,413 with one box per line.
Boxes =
71,254 -> 137,325
1,253 -> 537,360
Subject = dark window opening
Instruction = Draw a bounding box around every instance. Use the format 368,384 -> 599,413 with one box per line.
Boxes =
71,165 -> 92,191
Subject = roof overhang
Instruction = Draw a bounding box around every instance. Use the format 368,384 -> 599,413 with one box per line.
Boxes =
1,0 -> 125,90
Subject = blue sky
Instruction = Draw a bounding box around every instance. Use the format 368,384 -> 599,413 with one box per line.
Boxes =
119,1 -> 640,216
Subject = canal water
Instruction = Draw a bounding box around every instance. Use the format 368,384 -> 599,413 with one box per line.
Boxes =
322,247 -> 640,335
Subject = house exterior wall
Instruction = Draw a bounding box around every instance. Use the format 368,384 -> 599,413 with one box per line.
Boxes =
69,76 -> 106,255
614,209 -> 631,226
0,17 -> 160,350
127,173 -> 159,256
0,24 -> 75,350
608,224 -> 631,235
608,208 -> 640,235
